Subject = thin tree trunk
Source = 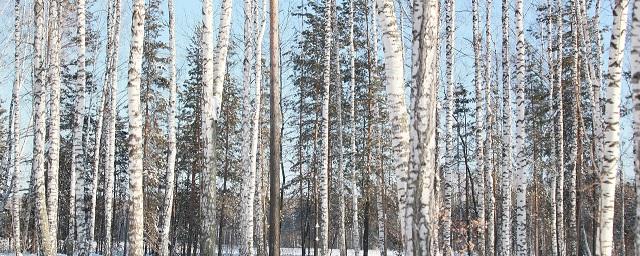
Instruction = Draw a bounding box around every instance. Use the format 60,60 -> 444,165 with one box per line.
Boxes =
125,0 -> 146,255
373,102 -> 386,256
597,0 -> 629,255
332,4 -> 346,253
160,0 -> 177,254
319,0 -> 332,254
47,0 -> 62,249
348,0 -> 360,253
10,1 -> 23,254
254,1 -> 268,255
104,0 -> 122,254
33,0 -> 54,254
514,0 -> 528,254
471,0 -> 486,253
240,0 -> 256,253
443,0 -> 455,253
545,2 -> 558,255
374,0 -> 410,253
568,9 -> 581,255
484,0 -> 496,254
268,0 -> 283,254
554,1 -> 566,255
499,0 -> 513,254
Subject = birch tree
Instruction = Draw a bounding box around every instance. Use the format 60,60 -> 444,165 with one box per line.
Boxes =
374,0 -> 411,253
514,0 -> 528,254
201,0 -> 233,253
597,0 -> 629,255
160,0 -> 177,255
410,0 -> 440,254
72,0 -> 90,253
319,0 -> 332,253
499,0 -> 513,253
104,0 -> 122,254
631,0 -> 640,254
47,0 -> 62,247
472,0 -> 486,252
10,1 -> 23,254
483,1 -> 496,254
442,0 -> 455,254
348,0 -> 360,253
126,0 -> 146,255
33,0 -> 55,254
240,0 -> 256,253
333,1 -> 346,253
554,1 -> 566,254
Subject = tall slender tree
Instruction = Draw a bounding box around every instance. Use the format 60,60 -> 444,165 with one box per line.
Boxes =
159,0 -> 178,255
554,1 -> 566,254
443,0 -> 455,254
10,1 -> 23,254
374,0 -> 411,253
126,0 -> 146,255
47,0 -> 62,248
319,0 -> 332,254
499,0 -> 513,253
631,1 -> 640,255
514,0 -> 528,254
33,0 -> 55,254
597,0 -> 629,255
483,1 -> 496,254
348,0 -> 361,253
269,0 -> 283,255
472,0 -> 486,252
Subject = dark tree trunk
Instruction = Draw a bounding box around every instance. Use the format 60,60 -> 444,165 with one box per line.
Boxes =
268,0 -> 282,254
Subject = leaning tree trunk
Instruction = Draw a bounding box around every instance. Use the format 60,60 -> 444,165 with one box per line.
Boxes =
160,0 -> 177,255
499,0 -> 513,253
33,0 -> 55,254
126,0 -> 146,255
597,0 -> 629,255
319,0 -> 332,253
201,0 -> 233,253
514,0 -> 528,254
10,1 -> 23,254
631,0 -> 640,255
410,0 -> 440,254
47,0 -> 62,248
374,0 -> 411,253
240,0 -> 256,253
443,0 -> 455,253
348,0 -> 360,253
104,0 -> 122,254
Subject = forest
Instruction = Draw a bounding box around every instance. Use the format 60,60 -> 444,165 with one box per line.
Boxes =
0,0 -> 639,255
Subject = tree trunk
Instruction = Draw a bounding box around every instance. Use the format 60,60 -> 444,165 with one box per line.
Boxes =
47,0 -> 62,248
514,0 -> 528,254
10,1 -> 23,254
319,0 -> 332,254
484,1 -> 496,254
443,0 -> 455,253
160,0 -> 177,255
597,0 -> 629,255
125,0 -> 146,255
33,0 -> 55,254
268,0 -> 282,254
348,0 -> 360,254
499,0 -> 513,253
104,0 -> 122,254
373,0 -> 410,253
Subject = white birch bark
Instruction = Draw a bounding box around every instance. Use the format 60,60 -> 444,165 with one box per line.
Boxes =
126,0 -> 146,255
73,0 -> 90,253
104,0 -> 122,254
89,64 -> 107,255
160,0 -> 177,255
443,0 -> 455,253
410,0 -> 440,254
484,1 -> 496,254
631,0 -> 640,254
253,2 -> 267,254
333,5 -> 346,253
597,0 -> 629,255
568,9 -> 580,255
499,0 -> 513,253
554,1 -> 566,254
373,102 -> 386,255
240,0 -> 256,253
514,0 -> 528,254
374,0 -> 411,253
47,0 -> 62,247
10,1 -> 23,254
201,0 -> 233,252
545,2 -> 557,255
319,0 -> 332,253
472,0 -> 486,252
33,0 -> 55,254
349,0 -> 360,253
